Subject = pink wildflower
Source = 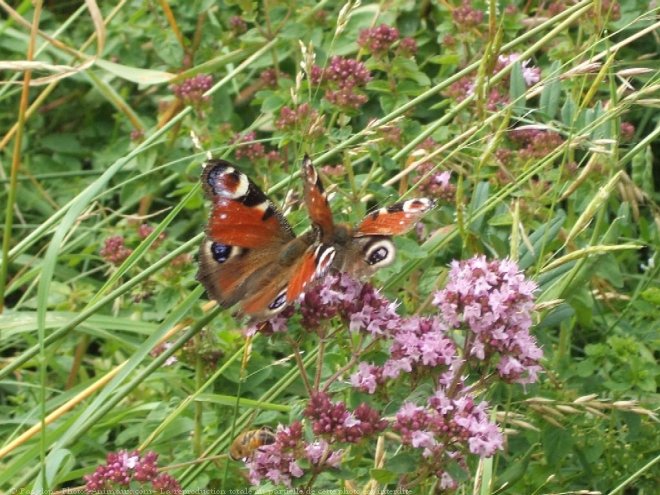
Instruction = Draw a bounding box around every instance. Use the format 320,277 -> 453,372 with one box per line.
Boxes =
432,256 -> 542,384
233,131 -> 265,160
358,24 -> 400,55
100,236 -> 132,265
84,450 -> 180,494
453,1 -> 484,29
171,74 -> 213,104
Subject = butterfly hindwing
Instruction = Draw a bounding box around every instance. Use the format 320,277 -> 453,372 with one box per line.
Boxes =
240,243 -> 336,320
198,159 -> 334,321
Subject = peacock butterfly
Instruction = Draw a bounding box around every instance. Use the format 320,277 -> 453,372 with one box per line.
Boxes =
197,154 -> 434,322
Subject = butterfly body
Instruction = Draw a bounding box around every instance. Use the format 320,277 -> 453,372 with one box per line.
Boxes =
197,155 -> 434,321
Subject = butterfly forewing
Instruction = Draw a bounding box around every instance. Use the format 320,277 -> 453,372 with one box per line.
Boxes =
356,198 -> 435,237
302,154 -> 335,243
202,159 -> 294,248
198,159 -> 333,321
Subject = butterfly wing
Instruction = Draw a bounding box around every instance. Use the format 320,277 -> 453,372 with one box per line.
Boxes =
356,198 -> 435,237
239,242 -> 335,320
197,159 -> 335,320
202,159 -> 295,248
302,154 -> 335,243
340,198 -> 436,276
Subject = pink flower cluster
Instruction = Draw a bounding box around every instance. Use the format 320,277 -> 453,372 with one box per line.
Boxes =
311,56 -> 372,110
246,421 -> 342,487
509,128 -> 564,159
150,341 -> 178,366
300,272 -> 400,335
84,450 -> 180,494
304,392 -> 388,442
171,74 -> 213,105
250,256 -> 540,488
275,103 -> 325,137
321,164 -> 346,177
100,235 -> 132,265
259,68 -> 279,88
130,129 -> 144,141
417,164 -> 454,201
233,130 -> 265,160
375,121 -> 403,146
392,387 -> 503,486
397,391 -> 504,458
325,88 -> 368,109
496,53 -> 541,86
445,53 -> 540,110
390,317 -> 456,377
358,24 -> 399,56
411,138 -> 455,200
351,317 -> 456,393
620,121 -> 635,141
324,56 -> 371,89
229,15 -> 247,34
137,223 -> 166,248
433,256 -> 542,384
452,1 -> 484,29
398,36 -> 418,57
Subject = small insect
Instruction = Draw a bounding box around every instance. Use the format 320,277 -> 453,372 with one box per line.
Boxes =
229,427 -> 277,460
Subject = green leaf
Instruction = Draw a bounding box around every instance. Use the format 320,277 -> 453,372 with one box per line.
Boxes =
539,62 -> 561,118
561,97 -> 576,125
279,22 -> 308,40
509,60 -> 527,114
40,134 -> 82,155
542,426 -> 573,466
366,80 -> 393,93
392,56 -> 431,86
385,452 -> 418,473
96,59 -> 175,85
596,254 -> 623,287
488,211 -> 513,226
591,100 -> 607,140
428,53 -> 460,65
631,145 -> 654,196
370,468 -> 397,484
495,445 -> 535,490
31,448 -> 74,492
537,303 -> 574,330
445,458 -> 469,481
468,181 -> 490,233
576,359 -> 596,377
261,94 -> 285,113
518,210 -> 566,269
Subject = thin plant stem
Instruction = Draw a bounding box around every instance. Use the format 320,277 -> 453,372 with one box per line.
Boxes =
285,335 -> 314,395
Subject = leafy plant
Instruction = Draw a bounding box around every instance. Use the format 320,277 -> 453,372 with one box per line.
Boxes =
1,0 -> 658,494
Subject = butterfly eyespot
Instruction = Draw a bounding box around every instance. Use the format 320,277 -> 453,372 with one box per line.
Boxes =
368,247 -> 389,264
210,242 -> 232,263
268,290 -> 288,311
206,165 -> 250,199
364,239 -> 396,267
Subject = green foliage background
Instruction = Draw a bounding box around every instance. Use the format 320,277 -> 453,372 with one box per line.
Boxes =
0,0 -> 658,493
